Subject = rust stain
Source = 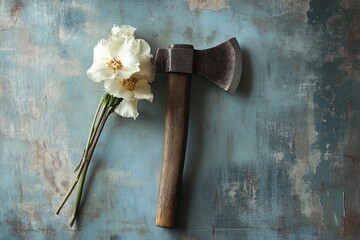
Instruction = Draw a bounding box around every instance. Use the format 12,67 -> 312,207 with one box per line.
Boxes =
10,0 -> 22,17
179,236 -> 198,240
206,30 -> 217,44
117,218 -> 148,236
138,227 -> 147,236
214,187 -> 222,213
323,6 -> 360,84
185,0 -> 229,12
5,219 -> 30,237
344,98 -> 357,120
225,132 -> 233,161
27,206 -> 42,223
319,181 -> 326,192
33,141 -> 60,194
344,127 -> 360,167
184,27 -> 193,41
31,140 -> 71,202
342,214 -> 360,236
344,155 -> 360,167
272,215 -> 289,233
120,225 -> 148,236
341,127 -> 360,236
82,207 -> 101,219
1,0 -> 22,31
5,206 -> 43,236
61,180 -> 69,188
347,24 -> 359,47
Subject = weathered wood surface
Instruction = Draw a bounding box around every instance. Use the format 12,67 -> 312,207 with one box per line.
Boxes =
0,0 -> 359,239
156,73 -> 192,228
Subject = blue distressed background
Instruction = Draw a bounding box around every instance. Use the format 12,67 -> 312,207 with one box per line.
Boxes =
0,0 -> 359,239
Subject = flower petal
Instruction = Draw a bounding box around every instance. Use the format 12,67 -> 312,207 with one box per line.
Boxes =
104,79 -> 134,100
103,38 -> 140,79
129,39 -> 151,58
115,51 -> 140,79
112,25 -> 136,39
134,55 -> 155,82
93,39 -> 112,61
108,37 -> 127,59
133,80 -> 153,102
115,99 -> 139,119
87,60 -> 115,82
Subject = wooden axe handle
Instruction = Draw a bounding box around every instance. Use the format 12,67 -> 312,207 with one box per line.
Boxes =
156,72 -> 191,228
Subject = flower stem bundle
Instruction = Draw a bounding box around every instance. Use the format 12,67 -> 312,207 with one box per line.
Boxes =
55,93 -> 121,227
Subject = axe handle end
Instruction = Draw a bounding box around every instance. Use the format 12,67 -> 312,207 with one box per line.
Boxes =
156,73 -> 191,228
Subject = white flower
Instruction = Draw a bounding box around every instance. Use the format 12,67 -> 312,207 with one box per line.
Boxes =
111,25 -> 136,39
87,25 -> 154,119
87,38 -> 140,82
115,99 -> 139,119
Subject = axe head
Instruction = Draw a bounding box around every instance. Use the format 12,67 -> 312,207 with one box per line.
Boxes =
155,38 -> 242,94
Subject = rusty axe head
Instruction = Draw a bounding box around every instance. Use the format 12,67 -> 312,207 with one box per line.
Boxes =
154,38 -> 242,228
155,38 -> 242,94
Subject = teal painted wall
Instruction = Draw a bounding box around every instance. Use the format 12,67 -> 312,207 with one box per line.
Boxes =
1,0 -> 359,239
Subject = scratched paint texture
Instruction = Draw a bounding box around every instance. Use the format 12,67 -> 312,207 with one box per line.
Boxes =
0,0 -> 359,239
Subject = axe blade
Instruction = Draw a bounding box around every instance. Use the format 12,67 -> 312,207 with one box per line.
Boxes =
194,38 -> 242,94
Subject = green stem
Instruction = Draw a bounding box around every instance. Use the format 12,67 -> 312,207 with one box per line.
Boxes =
55,93 -> 121,221
74,94 -> 110,173
69,102 -> 115,227
55,94 -> 109,215
69,160 -> 89,227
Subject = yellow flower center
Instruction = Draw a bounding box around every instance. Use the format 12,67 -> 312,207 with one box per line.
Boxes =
106,58 -> 123,71
120,77 -> 139,91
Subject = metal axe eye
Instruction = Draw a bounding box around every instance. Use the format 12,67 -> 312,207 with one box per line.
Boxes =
155,45 -> 194,74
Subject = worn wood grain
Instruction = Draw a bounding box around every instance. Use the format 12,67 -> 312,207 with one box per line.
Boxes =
156,73 -> 192,228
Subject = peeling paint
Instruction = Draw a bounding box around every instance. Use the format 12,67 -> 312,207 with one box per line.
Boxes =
185,0 -> 229,12
273,151 -> 284,163
228,181 -> 240,201
106,169 -> 143,187
291,75 -> 324,224
218,164 -> 259,218
334,212 -> 339,226
0,0 -> 21,31
279,0 -> 310,21
319,1 -> 360,83
31,140 -> 72,202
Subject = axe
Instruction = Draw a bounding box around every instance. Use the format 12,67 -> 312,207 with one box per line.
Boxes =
155,38 -> 242,228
